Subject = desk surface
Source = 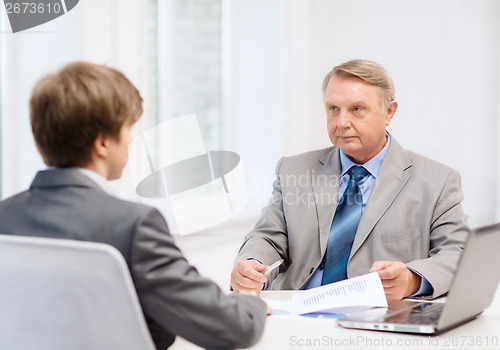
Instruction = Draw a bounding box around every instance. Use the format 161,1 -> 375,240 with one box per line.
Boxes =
171,286 -> 500,350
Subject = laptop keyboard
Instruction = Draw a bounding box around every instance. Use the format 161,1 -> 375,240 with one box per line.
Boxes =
383,302 -> 444,325
405,303 -> 444,324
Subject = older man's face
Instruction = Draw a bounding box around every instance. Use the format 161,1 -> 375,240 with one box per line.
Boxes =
324,75 -> 397,164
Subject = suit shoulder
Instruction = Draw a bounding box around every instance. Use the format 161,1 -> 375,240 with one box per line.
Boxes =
405,150 -> 458,176
0,189 -> 33,211
387,136 -> 460,180
93,192 -> 163,219
279,146 -> 335,169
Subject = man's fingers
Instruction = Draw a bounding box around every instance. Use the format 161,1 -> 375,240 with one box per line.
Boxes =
238,261 -> 268,283
380,278 -> 398,289
231,276 -> 263,294
230,260 -> 269,293
371,261 -> 407,280
266,305 -> 273,316
376,265 -> 398,280
253,262 -> 270,274
369,261 -> 419,300
236,289 -> 261,297
369,260 -> 392,273
234,273 -> 264,289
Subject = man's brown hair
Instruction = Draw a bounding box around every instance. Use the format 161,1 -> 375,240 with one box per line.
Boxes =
30,61 -> 143,167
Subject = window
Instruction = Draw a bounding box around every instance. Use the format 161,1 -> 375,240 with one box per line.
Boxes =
156,0 -> 223,150
129,0 -> 245,235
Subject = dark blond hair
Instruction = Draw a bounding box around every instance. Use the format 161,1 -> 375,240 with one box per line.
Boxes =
30,61 -> 143,167
322,59 -> 395,109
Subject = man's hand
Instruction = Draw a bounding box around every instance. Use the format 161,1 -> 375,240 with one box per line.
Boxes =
369,261 -> 421,301
231,259 -> 268,294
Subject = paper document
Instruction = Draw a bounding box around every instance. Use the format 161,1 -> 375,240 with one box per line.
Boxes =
261,299 -> 294,316
292,272 -> 387,315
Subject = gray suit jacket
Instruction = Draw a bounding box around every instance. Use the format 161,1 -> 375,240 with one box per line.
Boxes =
0,169 -> 267,350
236,136 -> 469,298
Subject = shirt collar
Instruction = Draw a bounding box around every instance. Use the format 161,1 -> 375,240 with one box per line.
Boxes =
339,132 -> 391,178
74,168 -> 117,196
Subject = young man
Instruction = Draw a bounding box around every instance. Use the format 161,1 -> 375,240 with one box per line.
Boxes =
0,62 -> 267,349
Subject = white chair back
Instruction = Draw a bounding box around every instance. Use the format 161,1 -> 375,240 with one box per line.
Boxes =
0,234 -> 156,350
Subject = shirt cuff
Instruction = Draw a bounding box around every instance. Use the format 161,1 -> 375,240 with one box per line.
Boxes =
407,267 -> 433,297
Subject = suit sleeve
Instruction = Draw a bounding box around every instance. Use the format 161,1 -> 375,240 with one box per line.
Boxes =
130,208 -> 267,349
235,157 -> 291,285
406,169 -> 469,298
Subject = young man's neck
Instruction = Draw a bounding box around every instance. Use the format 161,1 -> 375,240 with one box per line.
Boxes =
82,162 -> 110,180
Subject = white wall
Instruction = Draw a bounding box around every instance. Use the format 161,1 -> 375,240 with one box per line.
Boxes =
0,5 -> 79,197
305,0 -> 499,228
228,0 -> 500,228
0,0 -> 155,199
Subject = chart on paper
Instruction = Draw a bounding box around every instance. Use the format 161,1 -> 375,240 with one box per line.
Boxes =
292,272 -> 387,315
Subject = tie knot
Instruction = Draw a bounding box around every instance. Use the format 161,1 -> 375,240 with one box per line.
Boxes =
347,166 -> 368,182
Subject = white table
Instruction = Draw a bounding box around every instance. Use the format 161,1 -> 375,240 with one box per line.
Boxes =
171,287 -> 500,350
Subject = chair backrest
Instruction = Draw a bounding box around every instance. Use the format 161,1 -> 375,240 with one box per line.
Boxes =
0,234 -> 156,350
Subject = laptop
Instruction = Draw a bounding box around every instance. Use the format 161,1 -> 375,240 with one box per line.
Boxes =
337,222 -> 500,335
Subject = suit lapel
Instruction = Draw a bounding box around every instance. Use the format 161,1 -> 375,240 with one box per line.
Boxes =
350,137 -> 412,258
312,148 -> 341,256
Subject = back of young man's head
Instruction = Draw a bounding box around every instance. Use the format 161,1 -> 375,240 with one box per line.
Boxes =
30,61 -> 143,167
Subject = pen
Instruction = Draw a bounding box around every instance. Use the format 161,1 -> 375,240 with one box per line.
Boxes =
263,259 -> 284,276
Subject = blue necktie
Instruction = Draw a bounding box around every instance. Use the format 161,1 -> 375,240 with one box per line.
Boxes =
321,166 -> 369,285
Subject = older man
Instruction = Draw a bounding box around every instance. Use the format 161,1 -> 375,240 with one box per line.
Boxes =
231,59 -> 468,300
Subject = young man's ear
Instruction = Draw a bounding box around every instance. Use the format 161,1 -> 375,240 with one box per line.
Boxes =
93,134 -> 109,159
